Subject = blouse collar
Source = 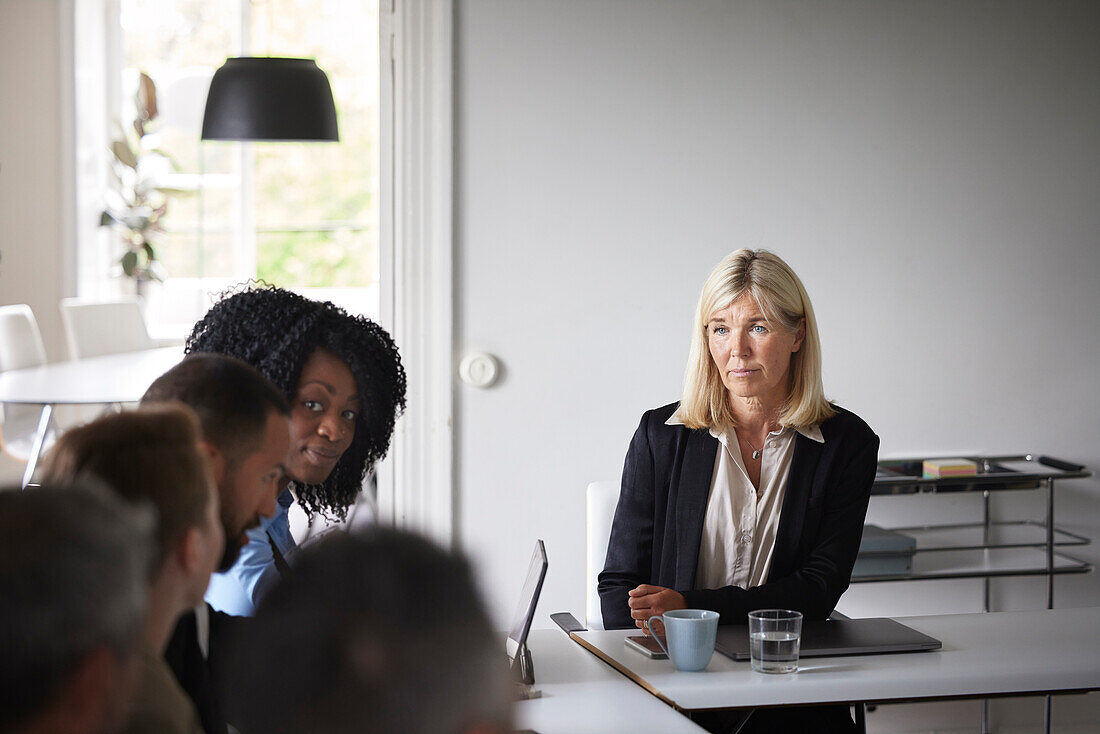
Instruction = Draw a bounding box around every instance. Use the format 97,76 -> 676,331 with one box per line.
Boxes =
665,409 -> 824,443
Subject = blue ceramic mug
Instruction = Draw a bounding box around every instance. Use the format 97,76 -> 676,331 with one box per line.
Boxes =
645,609 -> 720,672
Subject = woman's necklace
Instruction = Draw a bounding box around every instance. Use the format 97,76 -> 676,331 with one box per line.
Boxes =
734,407 -> 778,461
740,424 -> 778,461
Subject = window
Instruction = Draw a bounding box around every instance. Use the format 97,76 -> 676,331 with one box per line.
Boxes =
78,0 -> 380,334
74,0 -> 455,539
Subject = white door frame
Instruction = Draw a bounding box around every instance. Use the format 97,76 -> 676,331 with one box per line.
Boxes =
377,0 -> 455,547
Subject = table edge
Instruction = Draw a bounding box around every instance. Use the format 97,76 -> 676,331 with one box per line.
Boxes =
569,631 -> 681,710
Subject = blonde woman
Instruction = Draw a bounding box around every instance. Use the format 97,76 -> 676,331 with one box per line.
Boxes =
599,250 -> 878,731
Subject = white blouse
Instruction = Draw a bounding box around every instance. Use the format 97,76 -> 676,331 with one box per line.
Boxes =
665,412 -> 823,591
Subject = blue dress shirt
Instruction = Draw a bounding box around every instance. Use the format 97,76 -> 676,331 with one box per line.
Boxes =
205,489 -> 298,616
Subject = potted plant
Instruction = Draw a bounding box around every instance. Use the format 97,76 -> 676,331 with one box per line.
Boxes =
99,72 -> 187,295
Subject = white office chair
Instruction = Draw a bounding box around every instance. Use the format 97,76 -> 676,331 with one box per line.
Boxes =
586,480 -> 621,630
59,297 -> 156,360
0,305 -> 51,472
0,304 -> 48,372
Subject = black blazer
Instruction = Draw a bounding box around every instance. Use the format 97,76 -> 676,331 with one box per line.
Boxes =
165,606 -> 249,734
165,608 -> 227,734
598,402 -> 879,629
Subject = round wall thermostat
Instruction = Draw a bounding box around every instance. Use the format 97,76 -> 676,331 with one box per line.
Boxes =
459,352 -> 500,388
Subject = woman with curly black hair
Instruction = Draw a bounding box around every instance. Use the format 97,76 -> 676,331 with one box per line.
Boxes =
189,284 -> 406,616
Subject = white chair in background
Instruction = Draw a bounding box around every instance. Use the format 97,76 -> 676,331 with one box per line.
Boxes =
0,305 -> 52,476
59,297 -> 157,360
585,479 -> 621,630
0,304 -> 48,371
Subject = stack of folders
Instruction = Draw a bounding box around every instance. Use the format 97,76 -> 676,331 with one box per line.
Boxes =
922,458 -> 978,478
852,525 -> 917,578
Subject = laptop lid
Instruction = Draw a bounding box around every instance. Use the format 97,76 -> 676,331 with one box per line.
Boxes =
506,539 -> 548,660
716,617 -> 941,661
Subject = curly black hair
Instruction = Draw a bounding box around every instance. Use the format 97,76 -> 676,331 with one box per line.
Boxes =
186,283 -> 406,520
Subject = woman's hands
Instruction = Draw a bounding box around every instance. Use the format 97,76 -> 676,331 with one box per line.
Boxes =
628,584 -> 687,633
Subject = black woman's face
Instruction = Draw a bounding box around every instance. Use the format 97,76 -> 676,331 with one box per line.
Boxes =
285,348 -> 359,485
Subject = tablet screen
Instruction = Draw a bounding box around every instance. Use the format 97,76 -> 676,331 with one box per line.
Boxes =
506,539 -> 547,659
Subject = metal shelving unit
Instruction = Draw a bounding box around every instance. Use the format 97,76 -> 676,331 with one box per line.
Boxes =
855,454 -> 1093,608
854,454 -> 1093,734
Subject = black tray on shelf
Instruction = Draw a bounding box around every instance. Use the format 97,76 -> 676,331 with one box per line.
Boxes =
871,454 -> 1090,495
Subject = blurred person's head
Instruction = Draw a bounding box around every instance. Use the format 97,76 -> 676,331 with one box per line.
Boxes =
142,353 -> 291,570
187,284 -> 406,520
0,482 -> 153,734
42,404 -> 224,612
230,528 -> 512,734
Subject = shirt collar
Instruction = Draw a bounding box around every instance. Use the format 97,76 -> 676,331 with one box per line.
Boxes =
665,410 -> 824,443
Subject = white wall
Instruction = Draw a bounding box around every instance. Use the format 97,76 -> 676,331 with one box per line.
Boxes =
455,0 -> 1099,726
0,0 -> 68,360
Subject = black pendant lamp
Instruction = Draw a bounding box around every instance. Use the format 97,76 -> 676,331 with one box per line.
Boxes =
201,57 -> 339,142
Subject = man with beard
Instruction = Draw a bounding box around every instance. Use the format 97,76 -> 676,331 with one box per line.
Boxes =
142,353 -> 290,734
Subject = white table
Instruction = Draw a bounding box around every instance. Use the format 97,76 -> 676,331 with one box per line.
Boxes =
516,629 -> 708,734
570,607 -> 1100,712
0,347 -> 183,486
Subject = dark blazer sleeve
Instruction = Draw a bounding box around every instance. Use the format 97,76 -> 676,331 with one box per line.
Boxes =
681,424 -> 879,622
207,607 -> 252,729
164,609 -> 229,734
597,410 -> 660,630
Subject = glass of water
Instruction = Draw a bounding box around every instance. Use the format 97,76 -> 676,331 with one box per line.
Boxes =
747,609 -> 803,674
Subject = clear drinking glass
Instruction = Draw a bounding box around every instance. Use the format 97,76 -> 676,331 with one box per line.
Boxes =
747,609 -> 803,673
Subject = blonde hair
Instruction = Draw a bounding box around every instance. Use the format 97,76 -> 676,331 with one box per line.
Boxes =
678,249 -> 834,430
